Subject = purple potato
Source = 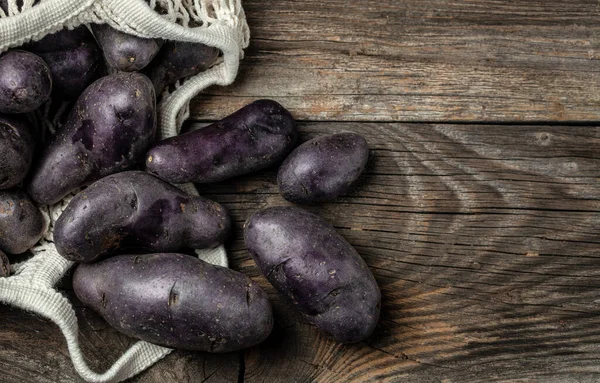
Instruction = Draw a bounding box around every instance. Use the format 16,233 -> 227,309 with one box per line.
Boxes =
0,50 -> 52,114
54,171 -> 230,263
146,100 -> 297,184
38,44 -> 102,99
146,41 -> 219,94
0,114 -> 34,189
244,206 -> 381,343
277,133 -> 369,204
91,24 -> 162,72
28,26 -> 103,100
0,189 -> 46,254
27,72 -> 156,205
73,253 -> 273,351
0,249 -> 9,277
27,26 -> 94,53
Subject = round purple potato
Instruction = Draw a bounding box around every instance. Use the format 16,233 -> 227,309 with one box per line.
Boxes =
27,72 -> 156,205
0,250 -> 9,277
244,206 -> 381,343
0,114 -> 34,190
91,24 -> 163,72
0,189 -> 46,255
73,253 -> 274,351
146,100 -> 297,184
278,133 -> 369,204
0,50 -> 52,114
146,41 -> 219,95
28,26 -> 102,100
54,171 -> 230,263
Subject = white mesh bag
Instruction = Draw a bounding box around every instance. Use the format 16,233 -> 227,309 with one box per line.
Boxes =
0,0 -> 249,381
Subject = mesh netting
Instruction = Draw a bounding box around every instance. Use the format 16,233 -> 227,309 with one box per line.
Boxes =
0,0 -> 249,381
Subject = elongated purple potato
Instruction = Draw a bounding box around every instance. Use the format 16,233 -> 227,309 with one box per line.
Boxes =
91,24 -> 162,72
0,189 -> 46,255
245,206 -> 381,343
73,253 -> 274,351
0,114 -> 34,189
54,171 -> 230,263
0,250 -> 9,277
146,100 -> 297,184
146,41 -> 219,94
28,26 -> 102,99
0,50 -> 52,114
278,133 -> 369,203
27,72 -> 156,205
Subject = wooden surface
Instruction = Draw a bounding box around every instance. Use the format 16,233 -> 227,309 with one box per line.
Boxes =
192,0 -> 600,122
1,1 -> 600,382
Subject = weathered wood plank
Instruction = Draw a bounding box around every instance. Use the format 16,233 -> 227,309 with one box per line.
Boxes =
0,122 -> 598,382
190,0 -> 600,122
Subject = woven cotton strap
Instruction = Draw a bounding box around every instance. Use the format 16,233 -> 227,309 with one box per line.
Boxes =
0,0 -> 248,381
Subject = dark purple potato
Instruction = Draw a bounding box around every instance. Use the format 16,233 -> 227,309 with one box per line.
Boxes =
278,133 -> 369,204
54,171 -> 230,263
146,100 -> 297,184
39,44 -> 102,99
0,189 -> 46,254
0,250 -> 9,277
73,253 -> 273,351
146,41 -> 219,94
0,50 -> 52,114
27,72 -> 156,205
244,206 -> 381,343
91,24 -> 162,72
27,26 -> 94,53
28,27 -> 102,100
0,114 -> 34,189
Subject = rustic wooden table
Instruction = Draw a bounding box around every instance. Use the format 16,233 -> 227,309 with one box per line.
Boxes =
2,0 -> 599,382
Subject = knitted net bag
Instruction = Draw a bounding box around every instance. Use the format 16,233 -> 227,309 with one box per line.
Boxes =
0,0 -> 249,381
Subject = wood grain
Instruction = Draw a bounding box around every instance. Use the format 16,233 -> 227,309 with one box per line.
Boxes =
190,0 -> 600,123
1,122 -> 598,382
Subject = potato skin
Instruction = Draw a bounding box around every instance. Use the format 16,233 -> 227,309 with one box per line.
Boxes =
146,41 -> 219,94
91,24 -> 162,72
244,206 -> 381,343
27,72 -> 156,205
0,50 -> 52,114
73,253 -> 274,352
28,26 -> 102,100
0,189 -> 46,255
278,133 -> 369,204
146,100 -> 297,184
54,171 -> 231,263
0,114 -> 34,190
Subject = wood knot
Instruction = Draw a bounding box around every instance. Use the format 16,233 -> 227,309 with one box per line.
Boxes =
536,132 -> 552,146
